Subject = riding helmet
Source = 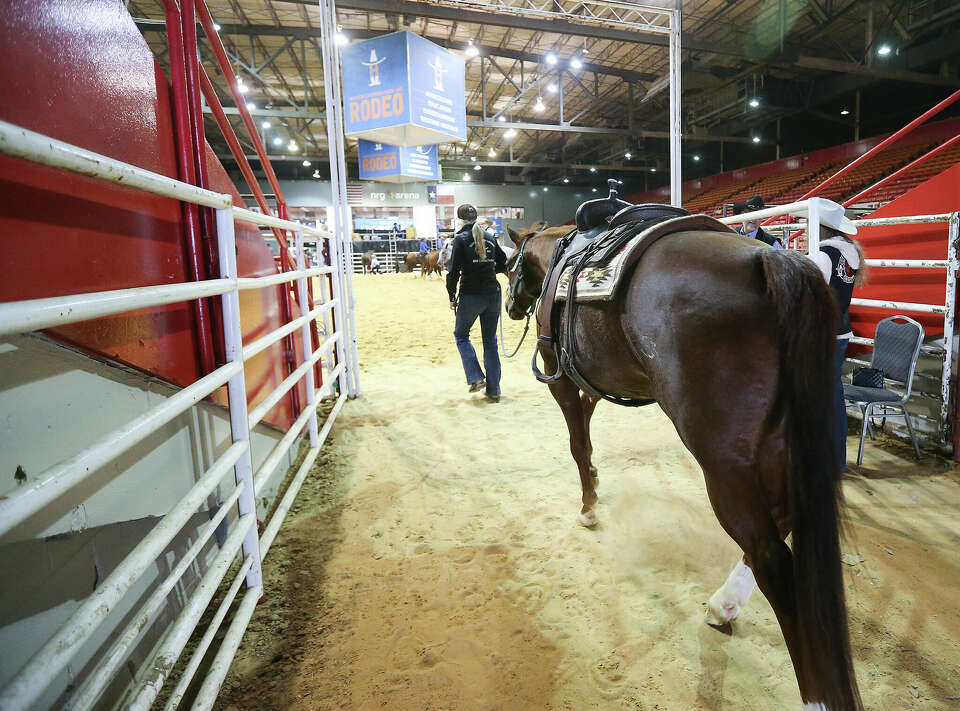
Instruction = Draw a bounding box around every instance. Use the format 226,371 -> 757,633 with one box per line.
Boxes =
457,204 -> 478,222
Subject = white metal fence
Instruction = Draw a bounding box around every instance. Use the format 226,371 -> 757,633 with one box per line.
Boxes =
719,198 -> 959,441
0,119 -> 358,710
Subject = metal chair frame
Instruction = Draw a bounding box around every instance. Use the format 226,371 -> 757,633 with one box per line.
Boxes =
844,314 -> 924,465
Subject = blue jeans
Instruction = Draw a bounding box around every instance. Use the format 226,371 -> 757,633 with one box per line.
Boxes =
454,291 -> 501,396
834,338 -> 850,470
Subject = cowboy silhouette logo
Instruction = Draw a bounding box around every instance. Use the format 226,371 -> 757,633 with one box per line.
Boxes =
363,49 -> 387,87
428,56 -> 447,92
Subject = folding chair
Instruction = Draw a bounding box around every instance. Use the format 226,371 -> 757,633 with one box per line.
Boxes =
842,315 -> 924,466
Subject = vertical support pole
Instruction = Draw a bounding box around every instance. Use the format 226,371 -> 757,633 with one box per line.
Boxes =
294,231 -> 320,447
327,231 -> 350,397
319,0 -> 361,398
807,198 -> 822,258
944,212 -> 960,457
481,56 -> 487,122
215,207 -> 263,591
668,9 -> 682,207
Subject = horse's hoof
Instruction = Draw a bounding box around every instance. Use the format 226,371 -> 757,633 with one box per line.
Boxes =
704,593 -> 740,626
577,510 -> 599,528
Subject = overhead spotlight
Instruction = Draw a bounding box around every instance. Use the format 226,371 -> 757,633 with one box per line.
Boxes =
547,83 -> 558,93
465,39 -> 479,58
473,164 -> 481,171
470,156 -> 476,161
592,187 -> 597,192
497,115 -> 507,122
693,154 -> 700,161
589,166 -> 596,172
650,167 -> 656,173
562,177 -> 569,184
877,44 -> 892,56
302,160 -> 311,167
752,136 -> 761,143
272,136 -> 283,146
624,151 -> 632,159
463,172 -> 471,181
238,83 -> 249,94
504,128 -> 517,139
545,52 -> 557,65
542,186 -> 549,192
749,98 -> 759,108
488,148 -> 496,157
213,23 -> 221,31
617,180 -> 623,184
534,97 -> 545,112
840,108 -> 850,115
335,31 -> 349,46
312,169 -> 321,179
570,57 -> 583,70
262,120 -> 271,129
288,141 -> 298,152
246,102 -> 256,110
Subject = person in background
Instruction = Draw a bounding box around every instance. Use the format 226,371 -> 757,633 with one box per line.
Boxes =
812,203 -> 867,471
446,204 -> 507,402
732,195 -> 783,248
370,253 -> 383,274
418,235 -> 430,254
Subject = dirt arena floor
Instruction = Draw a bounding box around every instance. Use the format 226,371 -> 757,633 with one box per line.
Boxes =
215,271 -> 960,711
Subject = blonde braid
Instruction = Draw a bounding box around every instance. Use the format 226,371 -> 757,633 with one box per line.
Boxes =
472,221 -> 487,260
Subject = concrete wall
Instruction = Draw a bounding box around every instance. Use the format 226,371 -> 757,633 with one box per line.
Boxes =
0,334 -> 304,709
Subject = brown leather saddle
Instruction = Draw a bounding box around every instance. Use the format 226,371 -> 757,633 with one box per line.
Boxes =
533,183 -> 736,406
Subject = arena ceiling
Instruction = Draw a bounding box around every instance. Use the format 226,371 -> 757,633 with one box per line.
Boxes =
132,0 -> 960,189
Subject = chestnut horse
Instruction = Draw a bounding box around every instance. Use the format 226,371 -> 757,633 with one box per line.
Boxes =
504,224 -> 861,711
421,250 -> 441,279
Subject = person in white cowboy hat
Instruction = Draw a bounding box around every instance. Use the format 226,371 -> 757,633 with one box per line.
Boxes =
812,201 -> 868,470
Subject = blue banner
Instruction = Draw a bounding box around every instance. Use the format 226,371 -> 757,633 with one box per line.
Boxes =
342,33 -> 409,136
358,140 -> 439,182
358,140 -> 401,180
341,32 -> 465,146
406,33 -> 466,141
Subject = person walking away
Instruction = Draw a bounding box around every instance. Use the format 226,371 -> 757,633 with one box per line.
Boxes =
812,202 -> 867,470
732,195 -> 783,248
446,204 -> 507,402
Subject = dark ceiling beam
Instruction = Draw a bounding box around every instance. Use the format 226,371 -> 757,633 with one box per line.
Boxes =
794,55 -> 960,88
135,19 -> 656,83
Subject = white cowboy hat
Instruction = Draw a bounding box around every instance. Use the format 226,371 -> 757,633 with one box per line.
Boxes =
817,199 -> 858,235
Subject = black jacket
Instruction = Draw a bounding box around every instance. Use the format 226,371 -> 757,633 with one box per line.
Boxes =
743,226 -> 781,248
446,223 -> 507,301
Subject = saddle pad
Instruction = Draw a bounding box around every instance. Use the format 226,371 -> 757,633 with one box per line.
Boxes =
554,214 -> 734,302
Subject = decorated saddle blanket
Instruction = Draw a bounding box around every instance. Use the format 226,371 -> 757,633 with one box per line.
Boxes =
554,214 -> 734,302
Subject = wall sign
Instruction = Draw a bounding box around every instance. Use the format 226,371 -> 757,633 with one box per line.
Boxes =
342,31 -> 466,146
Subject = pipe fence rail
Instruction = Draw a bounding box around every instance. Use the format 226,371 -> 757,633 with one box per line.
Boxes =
720,199 -> 959,443
0,117 -> 357,711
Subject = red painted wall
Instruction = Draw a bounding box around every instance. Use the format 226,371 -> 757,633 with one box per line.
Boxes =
849,162 -> 960,344
0,1 -> 302,428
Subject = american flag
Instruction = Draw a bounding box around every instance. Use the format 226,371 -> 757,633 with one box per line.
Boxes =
346,183 -> 364,205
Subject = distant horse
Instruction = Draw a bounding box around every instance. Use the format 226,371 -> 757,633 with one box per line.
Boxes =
421,250 -> 441,279
360,251 -> 376,274
437,238 -> 453,272
402,252 -> 426,274
503,222 -> 861,711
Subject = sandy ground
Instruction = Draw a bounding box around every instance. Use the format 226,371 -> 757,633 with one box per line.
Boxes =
214,271 -> 960,711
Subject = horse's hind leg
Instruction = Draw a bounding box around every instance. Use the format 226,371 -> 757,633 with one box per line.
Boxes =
549,377 -> 599,527
705,555 -> 757,626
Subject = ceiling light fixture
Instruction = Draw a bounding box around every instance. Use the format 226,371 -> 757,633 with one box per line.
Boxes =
312,169 -> 320,179
504,128 -> 517,139
752,136 -> 761,143
878,44 -> 892,56
589,166 -> 596,172
474,164 -> 481,171
288,141 -> 298,152
463,172 -> 471,181
262,120 -> 271,129
465,39 -> 479,58
497,115 -> 506,122
840,108 -> 850,115
335,26 -> 348,45
546,52 -> 557,65
302,160 -> 311,167
272,136 -> 283,146
470,156 -> 476,161
563,177 -> 569,183
651,167 -> 656,172
693,154 -> 700,161
213,23 -> 221,31
246,102 -> 256,110
749,98 -> 760,108
547,83 -> 558,93
534,96 -> 545,112
570,57 -> 583,70
624,151 -> 632,159
488,148 -> 496,157
592,187 -> 598,192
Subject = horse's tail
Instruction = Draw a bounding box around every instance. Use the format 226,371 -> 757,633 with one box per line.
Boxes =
759,249 -> 862,711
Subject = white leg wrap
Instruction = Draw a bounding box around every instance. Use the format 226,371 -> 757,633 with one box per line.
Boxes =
802,703 -> 828,710
705,559 -> 757,625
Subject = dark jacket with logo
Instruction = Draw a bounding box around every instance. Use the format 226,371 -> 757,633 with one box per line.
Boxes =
445,223 -> 507,302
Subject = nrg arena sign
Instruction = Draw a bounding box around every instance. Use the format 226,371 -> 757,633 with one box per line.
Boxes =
341,31 -> 466,147
358,140 -> 440,183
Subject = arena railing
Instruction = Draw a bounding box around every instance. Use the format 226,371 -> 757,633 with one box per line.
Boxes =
0,118 -> 354,711
719,198 -> 959,443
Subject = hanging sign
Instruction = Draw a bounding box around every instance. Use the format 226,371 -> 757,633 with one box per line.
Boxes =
341,31 -> 466,146
358,140 -> 440,183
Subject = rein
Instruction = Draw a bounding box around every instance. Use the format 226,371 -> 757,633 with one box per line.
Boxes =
498,236 -> 539,358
